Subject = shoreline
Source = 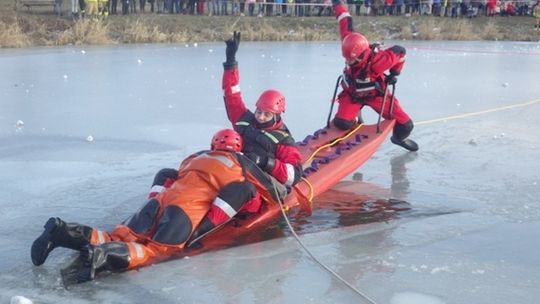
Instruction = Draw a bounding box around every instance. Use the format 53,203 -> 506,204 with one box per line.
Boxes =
1,11 -> 540,48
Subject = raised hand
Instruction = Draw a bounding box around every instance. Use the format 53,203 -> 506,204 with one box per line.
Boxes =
225,31 -> 241,63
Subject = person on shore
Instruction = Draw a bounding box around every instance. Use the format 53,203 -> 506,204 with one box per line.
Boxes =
533,1 -> 540,31
71,0 -> 79,17
330,0 -> 419,151
221,31 -> 303,190
85,0 -> 98,16
31,129 -> 283,283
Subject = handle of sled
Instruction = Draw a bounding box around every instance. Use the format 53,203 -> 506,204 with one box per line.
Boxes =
326,75 -> 343,128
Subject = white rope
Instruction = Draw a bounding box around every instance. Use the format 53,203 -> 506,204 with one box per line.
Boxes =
273,187 -> 378,304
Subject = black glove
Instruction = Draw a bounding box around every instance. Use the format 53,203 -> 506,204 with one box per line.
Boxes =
225,31 -> 241,64
245,152 -> 275,173
385,73 -> 398,85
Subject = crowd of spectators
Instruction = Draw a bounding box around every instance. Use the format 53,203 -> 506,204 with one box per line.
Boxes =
60,0 -> 538,19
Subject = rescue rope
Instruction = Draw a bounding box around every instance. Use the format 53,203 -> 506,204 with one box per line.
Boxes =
302,123 -> 364,168
273,185 -> 378,304
416,98 -> 540,126
299,177 -> 314,203
406,45 -> 540,56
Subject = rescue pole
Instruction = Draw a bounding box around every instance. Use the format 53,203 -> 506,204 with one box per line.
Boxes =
389,83 -> 396,120
326,75 -> 343,128
376,84 -> 389,133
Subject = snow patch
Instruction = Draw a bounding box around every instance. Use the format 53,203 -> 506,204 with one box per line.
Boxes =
10,296 -> 33,304
430,266 -> 451,274
390,292 -> 445,304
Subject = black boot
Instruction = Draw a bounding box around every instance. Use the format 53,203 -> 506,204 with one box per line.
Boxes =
186,218 -> 216,248
31,217 -> 93,266
391,136 -> 419,152
391,120 -> 419,152
77,242 -> 130,283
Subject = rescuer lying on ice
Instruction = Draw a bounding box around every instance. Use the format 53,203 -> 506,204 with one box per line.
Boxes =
31,129 -> 284,283
331,0 -> 419,151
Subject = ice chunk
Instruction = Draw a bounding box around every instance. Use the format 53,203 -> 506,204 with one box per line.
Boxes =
86,135 -> 94,142
391,292 -> 445,304
10,296 -> 33,304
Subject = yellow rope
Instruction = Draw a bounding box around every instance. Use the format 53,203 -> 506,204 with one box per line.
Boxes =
288,177 -> 315,211
416,99 -> 540,126
302,123 -> 364,168
300,177 -> 315,204
295,123 -> 366,211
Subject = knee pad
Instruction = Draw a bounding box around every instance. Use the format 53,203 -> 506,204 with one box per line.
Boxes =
152,206 -> 192,245
393,120 -> 414,142
333,117 -> 355,130
125,199 -> 160,234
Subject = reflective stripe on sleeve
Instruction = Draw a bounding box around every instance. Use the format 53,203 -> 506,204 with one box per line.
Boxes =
231,84 -> 241,94
337,12 -> 351,23
149,185 -> 165,193
235,121 -> 250,126
213,197 -> 237,218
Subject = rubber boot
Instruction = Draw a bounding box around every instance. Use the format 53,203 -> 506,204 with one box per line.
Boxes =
77,242 -> 130,283
391,136 -> 419,152
391,120 -> 419,152
186,218 -> 215,248
31,217 -> 93,266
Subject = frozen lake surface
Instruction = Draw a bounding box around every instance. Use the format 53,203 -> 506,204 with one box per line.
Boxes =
1,40 -> 539,304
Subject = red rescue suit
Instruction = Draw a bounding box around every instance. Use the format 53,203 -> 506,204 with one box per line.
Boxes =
86,150 -> 281,270
333,3 -> 414,141
222,65 -> 302,187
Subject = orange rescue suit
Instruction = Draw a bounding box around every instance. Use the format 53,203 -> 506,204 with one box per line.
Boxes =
88,150 -> 278,269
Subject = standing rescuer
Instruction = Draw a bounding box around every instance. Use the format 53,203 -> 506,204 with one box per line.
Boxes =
30,129 -> 282,283
331,0 -> 419,152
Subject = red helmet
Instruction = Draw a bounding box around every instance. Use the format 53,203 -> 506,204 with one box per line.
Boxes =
211,129 -> 243,152
341,33 -> 370,64
255,89 -> 286,114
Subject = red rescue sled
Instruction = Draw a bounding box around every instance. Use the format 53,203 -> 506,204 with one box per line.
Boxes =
182,119 -> 395,255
